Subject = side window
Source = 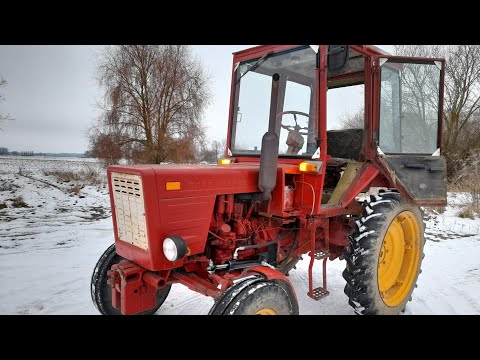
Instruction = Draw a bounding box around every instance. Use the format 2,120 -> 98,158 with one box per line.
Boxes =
234,72 -> 271,152
379,60 -> 441,154
379,67 -> 401,152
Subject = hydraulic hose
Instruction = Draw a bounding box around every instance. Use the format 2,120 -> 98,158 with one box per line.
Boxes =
277,229 -> 300,270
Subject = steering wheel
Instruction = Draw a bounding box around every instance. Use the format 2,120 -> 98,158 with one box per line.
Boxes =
276,111 -> 312,135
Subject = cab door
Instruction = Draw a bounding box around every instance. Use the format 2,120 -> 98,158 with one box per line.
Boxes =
374,56 -> 446,205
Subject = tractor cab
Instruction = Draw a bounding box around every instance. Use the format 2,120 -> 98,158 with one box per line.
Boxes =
226,45 -> 446,207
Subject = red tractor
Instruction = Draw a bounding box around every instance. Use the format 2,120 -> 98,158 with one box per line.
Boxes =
91,45 -> 446,315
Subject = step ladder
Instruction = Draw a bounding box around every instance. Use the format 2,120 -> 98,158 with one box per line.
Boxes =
307,223 -> 330,301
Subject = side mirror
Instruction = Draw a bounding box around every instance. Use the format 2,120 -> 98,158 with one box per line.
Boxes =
327,45 -> 349,72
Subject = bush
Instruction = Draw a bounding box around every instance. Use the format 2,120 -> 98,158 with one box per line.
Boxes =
67,185 -> 82,195
11,196 -> 28,208
457,205 -> 476,220
43,170 -> 101,187
449,149 -> 480,218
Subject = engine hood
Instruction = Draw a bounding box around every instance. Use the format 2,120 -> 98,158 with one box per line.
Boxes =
108,163 -> 264,199
108,162 -> 302,200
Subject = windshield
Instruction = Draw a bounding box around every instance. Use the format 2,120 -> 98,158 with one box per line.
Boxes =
230,46 -> 318,156
379,59 -> 442,154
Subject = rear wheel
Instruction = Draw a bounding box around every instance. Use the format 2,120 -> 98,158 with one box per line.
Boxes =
342,190 -> 425,315
208,277 -> 297,315
91,244 -> 171,315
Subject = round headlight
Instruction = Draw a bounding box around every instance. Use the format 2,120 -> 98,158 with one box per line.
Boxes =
163,236 -> 187,262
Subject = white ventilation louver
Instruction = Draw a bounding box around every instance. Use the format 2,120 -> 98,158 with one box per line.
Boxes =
111,172 -> 149,250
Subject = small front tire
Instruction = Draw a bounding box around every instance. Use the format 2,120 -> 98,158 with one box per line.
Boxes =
209,277 -> 297,315
91,244 -> 171,315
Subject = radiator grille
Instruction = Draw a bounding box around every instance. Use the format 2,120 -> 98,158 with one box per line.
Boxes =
111,172 -> 148,250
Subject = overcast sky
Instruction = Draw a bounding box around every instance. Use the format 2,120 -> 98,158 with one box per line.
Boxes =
0,45 -> 394,153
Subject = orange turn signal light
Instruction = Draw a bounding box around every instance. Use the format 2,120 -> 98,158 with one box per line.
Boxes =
299,161 -> 322,173
218,158 -> 231,165
166,181 -> 181,191
218,158 -> 236,165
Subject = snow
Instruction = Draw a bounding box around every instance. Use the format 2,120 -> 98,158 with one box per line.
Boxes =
1,156 -> 480,315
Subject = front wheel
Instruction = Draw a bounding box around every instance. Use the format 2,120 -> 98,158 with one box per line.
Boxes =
91,244 -> 171,315
342,190 -> 425,315
208,277 -> 297,315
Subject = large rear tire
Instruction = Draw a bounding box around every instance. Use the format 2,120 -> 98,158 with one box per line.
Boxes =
208,277 -> 297,315
91,244 -> 171,315
342,190 -> 425,315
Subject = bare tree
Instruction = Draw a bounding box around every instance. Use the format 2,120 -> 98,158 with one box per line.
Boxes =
338,107 -> 364,129
443,45 -> 480,151
88,132 -> 124,166
198,139 -> 226,163
90,45 -> 211,164
0,77 -> 13,125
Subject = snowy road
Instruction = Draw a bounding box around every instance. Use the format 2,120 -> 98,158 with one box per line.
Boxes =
1,156 -> 479,315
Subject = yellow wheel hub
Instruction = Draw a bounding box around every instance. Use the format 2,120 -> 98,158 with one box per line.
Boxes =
378,211 -> 420,307
255,308 -> 278,315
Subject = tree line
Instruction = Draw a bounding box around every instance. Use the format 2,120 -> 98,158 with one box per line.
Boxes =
0,148 -> 35,156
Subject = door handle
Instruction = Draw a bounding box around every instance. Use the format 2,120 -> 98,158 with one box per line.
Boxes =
402,163 -> 425,170
403,163 -> 443,172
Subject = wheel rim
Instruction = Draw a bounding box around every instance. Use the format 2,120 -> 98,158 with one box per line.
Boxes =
255,308 -> 278,315
378,211 -> 420,307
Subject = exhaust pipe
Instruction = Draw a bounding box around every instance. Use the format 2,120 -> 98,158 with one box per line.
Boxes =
258,73 -> 280,201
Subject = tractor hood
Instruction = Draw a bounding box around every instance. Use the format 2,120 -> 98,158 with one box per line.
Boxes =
106,162 -> 301,271
108,163 -> 265,198
155,163 -> 262,198
108,163 -> 301,199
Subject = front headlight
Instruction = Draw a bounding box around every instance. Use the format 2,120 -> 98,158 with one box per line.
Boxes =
163,236 -> 187,262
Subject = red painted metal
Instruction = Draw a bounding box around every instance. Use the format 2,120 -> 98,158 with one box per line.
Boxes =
245,265 -> 298,306
225,194 -> 234,222
108,260 -> 157,315
307,221 -> 316,298
170,272 -> 222,298
363,53 -> 375,160
216,194 -> 225,218
246,265 -> 294,284
328,218 -> 352,248
316,45 -> 329,214
143,271 -> 167,289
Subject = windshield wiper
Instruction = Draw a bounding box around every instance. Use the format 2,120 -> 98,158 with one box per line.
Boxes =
234,51 -> 273,85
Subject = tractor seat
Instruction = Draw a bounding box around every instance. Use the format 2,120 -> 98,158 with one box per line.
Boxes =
327,128 -> 363,161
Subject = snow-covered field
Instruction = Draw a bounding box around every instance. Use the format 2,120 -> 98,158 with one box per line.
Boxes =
1,156 -> 479,315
